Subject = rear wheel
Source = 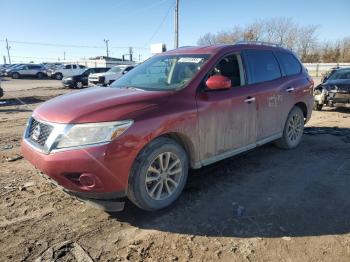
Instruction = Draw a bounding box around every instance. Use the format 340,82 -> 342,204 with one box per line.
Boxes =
37,72 -> 44,79
55,73 -> 63,80
127,137 -> 188,211
12,72 -> 20,79
275,106 -> 304,149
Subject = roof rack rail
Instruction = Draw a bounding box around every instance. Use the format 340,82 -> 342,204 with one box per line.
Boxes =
235,41 -> 281,47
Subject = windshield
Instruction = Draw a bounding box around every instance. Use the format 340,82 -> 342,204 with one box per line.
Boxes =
108,66 -> 125,73
82,68 -> 91,76
111,54 -> 210,91
328,69 -> 350,80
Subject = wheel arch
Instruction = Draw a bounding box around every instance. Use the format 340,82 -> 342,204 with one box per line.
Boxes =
160,132 -> 198,169
294,101 -> 307,119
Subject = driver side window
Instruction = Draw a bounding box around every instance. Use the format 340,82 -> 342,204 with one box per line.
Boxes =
210,54 -> 245,87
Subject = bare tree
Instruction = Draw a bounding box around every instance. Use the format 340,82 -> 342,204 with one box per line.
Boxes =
243,20 -> 264,41
297,25 -> 319,61
196,18 -> 350,63
340,37 -> 350,62
197,33 -> 218,45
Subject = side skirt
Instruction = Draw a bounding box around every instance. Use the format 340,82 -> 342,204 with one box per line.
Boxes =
193,133 -> 282,169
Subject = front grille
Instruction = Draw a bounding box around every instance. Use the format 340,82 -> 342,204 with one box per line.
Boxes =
28,118 -> 53,146
337,85 -> 350,93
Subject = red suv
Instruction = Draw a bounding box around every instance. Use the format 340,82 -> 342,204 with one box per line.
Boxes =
21,42 -> 314,211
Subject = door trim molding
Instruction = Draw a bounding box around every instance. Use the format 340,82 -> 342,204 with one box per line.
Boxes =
193,132 -> 282,169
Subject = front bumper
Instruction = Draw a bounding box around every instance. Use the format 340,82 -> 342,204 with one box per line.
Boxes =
62,79 -> 74,87
37,170 -> 126,211
21,137 -> 138,194
314,89 -> 350,107
89,77 -> 105,86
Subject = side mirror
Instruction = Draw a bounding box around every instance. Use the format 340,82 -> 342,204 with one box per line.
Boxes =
205,75 -> 231,90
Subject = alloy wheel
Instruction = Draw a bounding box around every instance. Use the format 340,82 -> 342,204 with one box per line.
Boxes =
145,152 -> 183,200
287,113 -> 303,142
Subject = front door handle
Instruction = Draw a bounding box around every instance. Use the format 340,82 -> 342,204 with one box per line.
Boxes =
244,96 -> 256,103
286,87 -> 295,92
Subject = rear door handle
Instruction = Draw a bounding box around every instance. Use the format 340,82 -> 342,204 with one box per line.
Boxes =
286,87 -> 295,92
244,97 -> 256,103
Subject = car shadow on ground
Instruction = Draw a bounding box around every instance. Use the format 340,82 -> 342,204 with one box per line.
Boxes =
110,127 -> 350,238
1,76 -> 52,81
0,96 -> 47,107
319,107 -> 350,113
0,108 -> 33,113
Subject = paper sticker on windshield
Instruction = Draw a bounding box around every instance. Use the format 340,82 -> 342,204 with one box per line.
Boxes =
178,58 -> 203,63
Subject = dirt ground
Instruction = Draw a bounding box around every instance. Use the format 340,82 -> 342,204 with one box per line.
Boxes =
1,79 -> 350,262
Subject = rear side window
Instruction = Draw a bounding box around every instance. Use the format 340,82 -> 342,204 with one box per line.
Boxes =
29,65 -> 41,70
72,65 -> 77,69
275,52 -> 301,76
245,50 -> 281,84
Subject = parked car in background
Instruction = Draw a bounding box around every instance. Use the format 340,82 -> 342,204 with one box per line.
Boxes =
8,64 -> 47,79
62,67 -> 110,88
88,65 -> 135,86
0,77 -> 3,98
314,67 -> 350,110
47,64 -> 86,80
0,64 -> 11,74
2,64 -> 23,76
22,42 -> 313,212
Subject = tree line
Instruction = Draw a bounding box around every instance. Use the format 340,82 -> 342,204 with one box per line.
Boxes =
197,18 -> 350,63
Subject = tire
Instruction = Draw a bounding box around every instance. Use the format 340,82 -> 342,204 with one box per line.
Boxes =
76,81 -> 83,89
313,102 -> 323,111
12,72 -> 20,79
55,73 -> 63,80
127,137 -> 189,211
37,72 -> 44,79
275,106 -> 304,149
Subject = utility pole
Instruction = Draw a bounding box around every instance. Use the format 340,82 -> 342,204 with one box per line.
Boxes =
174,0 -> 179,49
5,38 -> 11,64
63,51 -> 66,60
129,47 -> 133,61
104,39 -> 109,58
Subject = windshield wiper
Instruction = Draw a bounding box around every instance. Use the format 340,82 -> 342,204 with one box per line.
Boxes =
123,86 -> 145,91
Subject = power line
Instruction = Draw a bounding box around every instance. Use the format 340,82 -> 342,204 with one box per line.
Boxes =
0,39 -> 149,50
144,0 -> 174,47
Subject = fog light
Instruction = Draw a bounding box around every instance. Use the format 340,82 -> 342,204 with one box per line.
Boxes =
79,173 -> 96,188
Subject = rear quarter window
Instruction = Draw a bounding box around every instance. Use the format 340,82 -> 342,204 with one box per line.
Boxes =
244,50 -> 282,84
275,51 -> 302,76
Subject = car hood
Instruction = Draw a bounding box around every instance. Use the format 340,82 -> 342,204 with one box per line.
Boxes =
324,79 -> 350,85
33,87 -> 171,123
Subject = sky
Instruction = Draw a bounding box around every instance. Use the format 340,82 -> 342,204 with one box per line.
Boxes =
0,0 -> 349,63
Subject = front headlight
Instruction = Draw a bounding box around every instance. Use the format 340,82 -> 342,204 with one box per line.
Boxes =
56,120 -> 133,149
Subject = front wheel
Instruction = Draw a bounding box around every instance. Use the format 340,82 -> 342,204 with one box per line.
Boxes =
127,137 -> 188,211
275,106 -> 304,149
